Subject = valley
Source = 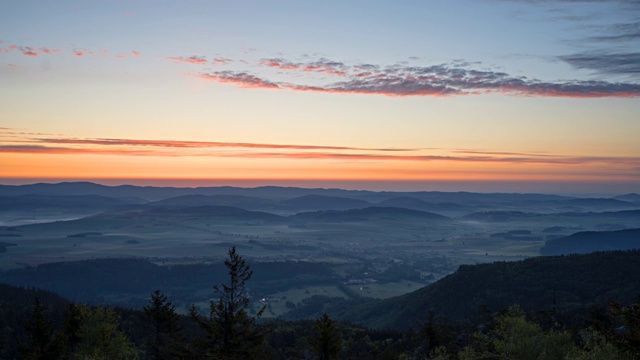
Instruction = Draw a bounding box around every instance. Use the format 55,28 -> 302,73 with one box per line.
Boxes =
1,182 -> 639,321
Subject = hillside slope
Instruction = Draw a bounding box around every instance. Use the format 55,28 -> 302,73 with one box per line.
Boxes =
336,250 -> 640,329
540,228 -> 640,255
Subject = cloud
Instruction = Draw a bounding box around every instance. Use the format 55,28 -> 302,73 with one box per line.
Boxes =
195,60 -> 640,97
587,21 -> 640,42
0,44 -> 63,57
260,57 -> 349,76
32,137 -> 417,152
197,71 -> 281,89
20,46 -> 38,57
0,145 -> 161,156
1,133 -> 636,168
4,143 -> 639,168
115,51 -> 141,59
72,49 -> 91,57
560,52 -> 640,75
212,57 -> 232,64
39,47 -> 62,55
1,42 -> 138,60
167,56 -> 208,64
498,0 -> 639,3
232,152 -> 640,167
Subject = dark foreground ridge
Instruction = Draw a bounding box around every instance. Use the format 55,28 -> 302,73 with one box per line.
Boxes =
335,250 -> 640,329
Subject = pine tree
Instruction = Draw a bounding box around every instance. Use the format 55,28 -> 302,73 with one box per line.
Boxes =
17,297 -> 60,360
310,313 -> 342,360
58,302 -> 83,358
190,246 -> 266,359
142,290 -> 184,360
74,305 -> 138,360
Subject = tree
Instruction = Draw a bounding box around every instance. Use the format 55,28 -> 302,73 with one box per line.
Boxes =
310,313 -> 342,360
190,246 -> 266,359
74,305 -> 138,360
460,305 -> 575,360
58,303 -> 83,358
142,290 -> 184,360
419,310 -> 453,355
609,297 -> 640,355
565,328 -> 635,360
17,297 -> 60,360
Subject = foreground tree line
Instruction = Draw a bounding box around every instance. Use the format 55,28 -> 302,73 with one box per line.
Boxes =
6,247 -> 640,359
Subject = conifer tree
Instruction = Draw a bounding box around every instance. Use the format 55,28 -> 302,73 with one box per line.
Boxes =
142,290 -> 184,360
310,313 -> 342,360
74,305 -> 138,360
190,246 -> 266,359
17,297 -> 60,360
58,302 -> 83,358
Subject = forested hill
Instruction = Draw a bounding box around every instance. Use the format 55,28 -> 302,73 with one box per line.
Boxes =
336,250 -> 640,330
540,228 -> 640,255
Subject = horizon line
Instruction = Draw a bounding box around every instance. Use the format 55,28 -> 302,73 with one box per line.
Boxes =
1,177 -> 638,197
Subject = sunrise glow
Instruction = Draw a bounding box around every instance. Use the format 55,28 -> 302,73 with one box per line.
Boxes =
1,1 -> 639,194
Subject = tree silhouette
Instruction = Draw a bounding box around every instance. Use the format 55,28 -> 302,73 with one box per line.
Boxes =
74,305 -> 138,360
58,303 -> 83,358
310,313 -> 342,360
142,290 -> 184,360
17,297 -> 59,360
190,246 -> 266,359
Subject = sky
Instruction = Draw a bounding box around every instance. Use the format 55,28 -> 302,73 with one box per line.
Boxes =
1,0 -> 639,194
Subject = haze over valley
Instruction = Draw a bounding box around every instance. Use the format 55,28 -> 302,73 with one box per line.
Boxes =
1,182 -> 639,322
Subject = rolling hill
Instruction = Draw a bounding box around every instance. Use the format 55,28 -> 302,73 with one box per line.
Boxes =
279,195 -> 371,211
540,228 -> 640,255
335,250 -> 640,329
289,206 -> 449,223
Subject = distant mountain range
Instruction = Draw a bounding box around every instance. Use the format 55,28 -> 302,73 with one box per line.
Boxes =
1,182 -> 638,218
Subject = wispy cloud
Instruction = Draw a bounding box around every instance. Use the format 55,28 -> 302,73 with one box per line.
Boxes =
212,57 -> 232,64
497,0 -> 640,4
560,52 -> 640,75
260,58 -> 348,76
167,55 -> 208,65
588,21 -> 640,42
194,59 -> 640,97
2,143 -> 638,168
30,136 -> 418,152
0,41 -> 139,60
1,130 -> 638,169
115,51 -> 142,59
1,44 -> 63,57
197,71 -> 281,89
495,0 -> 639,80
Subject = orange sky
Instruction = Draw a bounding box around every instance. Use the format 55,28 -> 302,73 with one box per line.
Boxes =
2,1 -> 640,194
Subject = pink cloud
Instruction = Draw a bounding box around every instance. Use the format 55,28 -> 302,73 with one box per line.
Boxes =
195,58 -> 640,98
196,71 -> 281,89
72,49 -> 89,57
20,46 -> 38,57
260,58 -> 301,70
39,47 -> 62,55
167,56 -> 208,65
115,50 -> 141,59
260,58 -> 348,76
212,57 -> 232,64
34,137 -> 405,151
3,132 -> 639,170
1,44 -> 17,54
